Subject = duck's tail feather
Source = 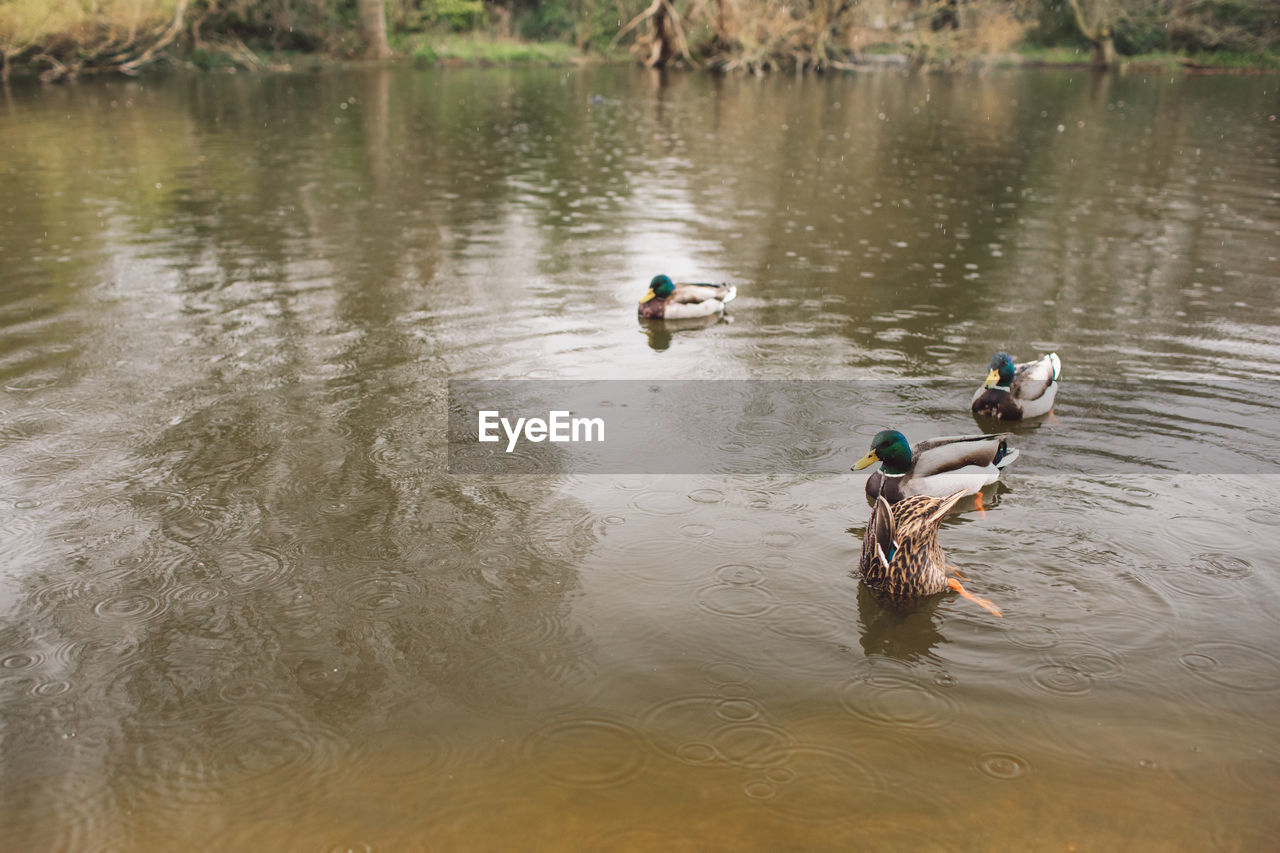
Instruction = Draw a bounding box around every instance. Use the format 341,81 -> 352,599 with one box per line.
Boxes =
992,439 -> 1018,469
925,489 -> 969,526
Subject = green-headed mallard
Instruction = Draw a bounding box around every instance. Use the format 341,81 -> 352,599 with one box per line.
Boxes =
638,274 -> 737,320
851,429 -> 1017,505
859,489 -> 1002,616
971,351 -> 1061,420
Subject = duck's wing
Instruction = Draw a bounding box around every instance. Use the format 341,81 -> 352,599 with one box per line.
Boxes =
910,434 -> 1015,478
897,490 -> 967,555
922,489 -> 968,529
1011,353 -> 1061,402
877,491 -> 965,596
670,283 -> 735,304
860,495 -> 898,579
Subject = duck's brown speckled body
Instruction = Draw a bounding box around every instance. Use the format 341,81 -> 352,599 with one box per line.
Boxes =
858,490 -> 964,598
857,489 -> 1003,617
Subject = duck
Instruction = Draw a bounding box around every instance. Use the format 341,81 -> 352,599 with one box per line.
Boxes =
970,352 -> 1061,420
638,274 -> 737,320
851,429 -> 1017,506
859,489 -> 1002,616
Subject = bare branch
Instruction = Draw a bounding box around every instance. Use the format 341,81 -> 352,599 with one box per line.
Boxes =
119,0 -> 189,73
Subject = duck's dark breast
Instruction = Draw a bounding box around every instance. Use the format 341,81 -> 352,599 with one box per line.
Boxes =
638,299 -> 666,319
864,472 -> 906,503
971,389 -> 1022,420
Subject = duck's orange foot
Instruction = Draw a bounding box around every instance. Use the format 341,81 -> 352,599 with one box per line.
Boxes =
1045,410 -> 1061,426
948,578 -> 1002,618
973,492 -> 986,516
946,563 -> 968,581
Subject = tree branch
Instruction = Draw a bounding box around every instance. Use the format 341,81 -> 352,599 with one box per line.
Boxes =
119,0 -> 189,73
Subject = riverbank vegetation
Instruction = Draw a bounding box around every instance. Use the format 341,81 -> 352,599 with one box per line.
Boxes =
2,0 -> 1277,81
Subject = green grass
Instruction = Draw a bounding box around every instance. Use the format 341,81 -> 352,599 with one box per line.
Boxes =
404,34 -> 585,66
1012,44 -> 1279,71
1129,50 -> 1280,70
1013,45 -> 1095,65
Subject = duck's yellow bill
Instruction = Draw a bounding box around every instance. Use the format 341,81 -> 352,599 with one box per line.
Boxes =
851,451 -> 878,471
640,288 -> 655,303
983,368 -> 1001,388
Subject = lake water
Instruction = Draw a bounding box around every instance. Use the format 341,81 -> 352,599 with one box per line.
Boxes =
1,65 -> 1278,850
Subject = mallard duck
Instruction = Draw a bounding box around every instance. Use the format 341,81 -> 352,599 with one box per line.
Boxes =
971,352 -> 1061,420
859,489 -> 1002,616
638,274 -> 737,320
851,429 -> 1017,505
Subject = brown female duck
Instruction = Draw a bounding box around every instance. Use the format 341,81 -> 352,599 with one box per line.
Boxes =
859,489 -> 1002,616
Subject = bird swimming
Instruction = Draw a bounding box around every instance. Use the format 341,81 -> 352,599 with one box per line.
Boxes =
638,274 -> 737,320
851,429 -> 1018,507
858,489 -> 1002,616
970,351 -> 1061,420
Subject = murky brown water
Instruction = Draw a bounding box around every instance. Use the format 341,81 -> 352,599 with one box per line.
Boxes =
2,66 -> 1278,850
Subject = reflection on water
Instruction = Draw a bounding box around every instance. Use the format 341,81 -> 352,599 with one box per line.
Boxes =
1,66 -> 1279,849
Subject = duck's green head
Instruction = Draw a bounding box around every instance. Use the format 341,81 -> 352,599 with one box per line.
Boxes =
642,274 -> 675,302
851,429 -> 912,476
985,352 -> 1015,389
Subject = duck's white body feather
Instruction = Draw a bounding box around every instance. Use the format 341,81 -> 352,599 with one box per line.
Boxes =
640,282 -> 737,320
660,284 -> 736,319
1008,353 -> 1061,417
863,433 -> 1017,503
897,466 -> 1007,499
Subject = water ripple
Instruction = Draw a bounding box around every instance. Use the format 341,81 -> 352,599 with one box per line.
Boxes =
701,660 -> 751,686
630,489 -> 695,516
1169,732 -> 1280,811
766,601 -> 848,641
1188,551 -> 1252,580
708,722 -> 792,768
761,745 -> 883,823
217,545 -> 292,591
1029,663 -> 1094,696
760,530 -> 801,549
1178,641 -> 1280,694
336,574 -> 425,614
1002,623 -> 1061,649
353,727 -> 453,788
0,773 -> 108,853
713,564 -> 765,586
91,592 -> 167,624
1045,641 -> 1126,681
1160,514 -> 1253,554
694,583 -> 777,619
216,705 -> 350,791
522,717 -> 647,788
976,751 -> 1031,780
1150,560 -> 1244,600
840,673 -> 958,729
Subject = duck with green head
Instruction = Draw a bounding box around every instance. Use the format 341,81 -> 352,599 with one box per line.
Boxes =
638,274 -> 737,320
859,489 -> 1002,617
852,429 -> 1017,505
971,351 -> 1061,420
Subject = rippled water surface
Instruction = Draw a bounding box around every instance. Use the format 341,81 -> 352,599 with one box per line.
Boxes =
2,66 -> 1278,850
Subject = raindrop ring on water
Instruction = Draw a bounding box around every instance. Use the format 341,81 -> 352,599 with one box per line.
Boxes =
977,752 -> 1029,780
